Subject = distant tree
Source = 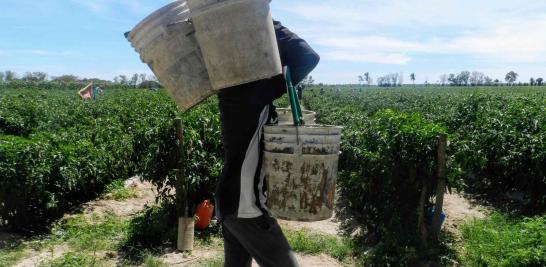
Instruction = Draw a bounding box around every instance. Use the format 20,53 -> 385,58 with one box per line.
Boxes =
410,73 -> 416,87
448,74 -> 457,86
505,71 -> 518,85
138,80 -> 161,89
469,71 -> 485,86
4,70 -> 17,81
23,72 -> 48,82
118,75 -> 128,85
148,75 -> 158,82
439,74 -> 448,86
398,72 -> 404,86
484,76 -> 493,86
0,72 -> 4,82
377,76 -> 387,87
139,73 -> 147,84
457,71 -> 471,86
390,73 -> 399,86
130,74 -> 139,88
530,77 -> 535,86
536,78 -> 544,86
364,72 -> 371,86
358,75 -> 364,86
53,74 -> 79,83
494,79 -> 501,86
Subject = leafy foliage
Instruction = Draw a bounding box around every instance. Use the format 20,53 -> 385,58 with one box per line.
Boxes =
0,88 -> 222,232
306,86 -> 546,212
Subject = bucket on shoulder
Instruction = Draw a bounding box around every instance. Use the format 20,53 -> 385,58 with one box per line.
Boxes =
188,0 -> 282,90
127,1 -> 215,111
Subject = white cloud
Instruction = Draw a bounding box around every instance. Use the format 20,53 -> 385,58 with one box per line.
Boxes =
279,0 -> 546,65
323,51 -> 411,65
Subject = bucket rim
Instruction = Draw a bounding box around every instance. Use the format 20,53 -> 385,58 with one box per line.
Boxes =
264,151 -> 341,157
264,124 -> 343,130
189,0 -> 272,18
275,108 -> 317,115
128,1 -> 187,41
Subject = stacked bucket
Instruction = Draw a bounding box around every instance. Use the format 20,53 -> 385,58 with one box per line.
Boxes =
127,0 -> 341,222
276,108 -> 317,125
263,125 -> 342,221
126,0 -> 281,111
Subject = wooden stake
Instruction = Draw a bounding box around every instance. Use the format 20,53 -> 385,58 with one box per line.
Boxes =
431,134 -> 447,243
175,118 -> 193,251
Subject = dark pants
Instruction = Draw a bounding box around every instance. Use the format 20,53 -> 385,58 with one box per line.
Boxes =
222,215 -> 299,267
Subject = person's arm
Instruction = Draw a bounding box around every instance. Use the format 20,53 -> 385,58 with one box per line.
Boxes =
274,20 -> 320,85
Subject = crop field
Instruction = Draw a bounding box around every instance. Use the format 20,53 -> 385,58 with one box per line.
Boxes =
1,84 -> 545,266
305,85 -> 546,211
0,87 -> 223,232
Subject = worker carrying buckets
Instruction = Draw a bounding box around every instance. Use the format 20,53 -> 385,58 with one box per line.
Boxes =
127,0 -> 341,265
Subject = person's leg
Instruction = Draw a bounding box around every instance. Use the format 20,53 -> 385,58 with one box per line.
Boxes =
222,215 -> 299,267
223,224 -> 252,267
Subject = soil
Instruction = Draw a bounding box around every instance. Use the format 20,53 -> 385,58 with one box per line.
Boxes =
160,248 -> 223,266
277,217 -> 340,236
13,245 -> 69,267
442,192 -> 487,236
252,253 -> 343,267
71,177 -> 157,220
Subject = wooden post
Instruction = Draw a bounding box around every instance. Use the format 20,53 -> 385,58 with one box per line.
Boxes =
175,118 -> 194,251
431,134 -> 447,243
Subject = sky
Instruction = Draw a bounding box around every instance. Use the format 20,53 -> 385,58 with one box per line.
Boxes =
1,0 -> 546,84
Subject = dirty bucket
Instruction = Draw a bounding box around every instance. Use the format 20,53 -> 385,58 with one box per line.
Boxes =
127,1 -> 190,51
188,0 -> 282,90
263,125 -> 342,221
127,1 -> 215,111
276,108 -> 317,125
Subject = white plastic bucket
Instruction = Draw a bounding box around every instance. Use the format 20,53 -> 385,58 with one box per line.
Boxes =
128,1 -> 190,51
263,125 -> 342,221
127,1 -> 215,111
188,0 -> 282,90
276,108 -> 317,125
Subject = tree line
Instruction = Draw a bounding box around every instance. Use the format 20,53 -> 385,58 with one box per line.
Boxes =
358,71 -> 545,87
0,70 -> 160,88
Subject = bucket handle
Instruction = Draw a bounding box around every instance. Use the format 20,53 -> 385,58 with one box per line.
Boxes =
284,66 -> 304,147
284,66 -> 304,126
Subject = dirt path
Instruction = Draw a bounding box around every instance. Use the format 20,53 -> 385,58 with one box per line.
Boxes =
6,177 -> 157,267
74,177 -> 157,220
442,192 -> 487,236
13,245 -> 69,267
278,217 -> 340,236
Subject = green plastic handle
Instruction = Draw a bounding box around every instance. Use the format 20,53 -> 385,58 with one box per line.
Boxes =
284,66 -> 304,126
